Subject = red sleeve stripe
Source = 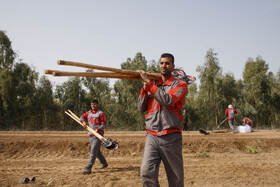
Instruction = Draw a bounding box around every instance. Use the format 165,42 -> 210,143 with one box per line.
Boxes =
173,110 -> 183,122
149,83 -> 159,95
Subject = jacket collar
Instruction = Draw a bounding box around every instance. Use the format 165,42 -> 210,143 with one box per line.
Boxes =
91,109 -> 99,114
156,75 -> 174,86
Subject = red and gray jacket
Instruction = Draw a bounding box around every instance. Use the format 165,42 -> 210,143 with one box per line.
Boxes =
138,75 -> 188,136
243,118 -> 253,127
225,108 -> 238,119
80,109 -> 107,137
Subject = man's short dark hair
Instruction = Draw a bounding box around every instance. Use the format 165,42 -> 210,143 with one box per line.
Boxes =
161,53 -> 174,64
91,100 -> 98,104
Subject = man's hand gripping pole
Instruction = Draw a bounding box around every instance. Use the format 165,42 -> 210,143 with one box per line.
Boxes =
65,110 -> 119,150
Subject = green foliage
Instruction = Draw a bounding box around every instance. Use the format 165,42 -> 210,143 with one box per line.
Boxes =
0,69 -> 15,128
110,176 -> 120,181
0,31 -> 280,130
200,151 -> 209,158
184,83 -> 200,130
0,30 -> 16,70
196,49 -> 224,129
13,62 -> 39,129
81,69 -> 111,102
55,77 -> 89,130
246,145 -> 259,154
0,30 -> 17,128
32,76 -> 60,130
241,56 -> 273,128
111,52 -> 149,130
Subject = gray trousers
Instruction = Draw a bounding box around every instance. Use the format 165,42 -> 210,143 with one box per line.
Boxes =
140,132 -> 184,187
86,136 -> 107,169
228,119 -> 235,132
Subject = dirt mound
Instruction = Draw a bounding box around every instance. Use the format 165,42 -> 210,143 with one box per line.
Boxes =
1,130 -> 279,159
1,130 -> 280,186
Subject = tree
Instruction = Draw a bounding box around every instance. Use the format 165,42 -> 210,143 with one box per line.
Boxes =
0,31 -> 17,129
0,69 -> 15,128
81,69 -> 114,126
55,77 -> 88,130
13,62 -> 39,129
242,56 -> 272,128
31,76 -> 59,130
183,82 -> 200,130
196,49 -> 223,128
267,70 -> 280,128
81,69 -> 111,110
0,30 -> 16,70
215,73 -> 242,123
111,52 -> 158,130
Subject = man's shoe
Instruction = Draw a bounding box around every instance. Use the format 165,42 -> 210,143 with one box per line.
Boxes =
82,167 -> 91,175
98,163 -> 108,169
29,177 -> 36,182
19,178 -> 30,184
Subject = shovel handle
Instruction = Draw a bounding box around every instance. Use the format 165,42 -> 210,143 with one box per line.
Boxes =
217,118 -> 228,129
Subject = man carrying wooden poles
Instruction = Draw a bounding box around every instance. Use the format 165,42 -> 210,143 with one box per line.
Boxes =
137,53 -> 188,187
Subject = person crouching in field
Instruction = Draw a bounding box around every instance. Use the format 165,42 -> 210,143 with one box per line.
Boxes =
80,100 -> 108,175
138,53 -> 188,187
237,117 -> 254,133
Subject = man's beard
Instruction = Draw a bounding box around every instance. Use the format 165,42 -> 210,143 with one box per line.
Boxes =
161,69 -> 172,76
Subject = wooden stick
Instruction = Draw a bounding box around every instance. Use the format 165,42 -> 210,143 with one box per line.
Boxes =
57,60 -> 162,79
44,69 -> 74,75
217,118 -> 228,129
46,70 -> 142,80
44,69 -> 56,74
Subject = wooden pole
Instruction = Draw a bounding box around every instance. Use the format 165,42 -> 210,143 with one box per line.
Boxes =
57,60 -> 162,79
44,69 -> 142,80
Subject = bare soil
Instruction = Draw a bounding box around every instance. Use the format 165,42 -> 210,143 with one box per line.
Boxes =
1,130 -> 280,187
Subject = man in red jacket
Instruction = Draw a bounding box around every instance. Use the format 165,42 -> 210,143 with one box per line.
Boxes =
237,117 -> 254,133
242,117 -> 253,127
80,100 -> 108,175
138,53 -> 188,187
225,104 -> 238,132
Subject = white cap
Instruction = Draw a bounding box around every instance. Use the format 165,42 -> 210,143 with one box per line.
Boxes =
228,104 -> 233,108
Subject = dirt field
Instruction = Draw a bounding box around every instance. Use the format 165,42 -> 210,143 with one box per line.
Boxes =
1,130 -> 280,187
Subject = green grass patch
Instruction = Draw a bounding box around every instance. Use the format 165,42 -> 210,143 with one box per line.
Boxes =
110,176 -> 120,181
246,145 -> 259,154
200,151 -> 209,158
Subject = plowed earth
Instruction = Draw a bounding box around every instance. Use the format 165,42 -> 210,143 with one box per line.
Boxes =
1,130 -> 280,186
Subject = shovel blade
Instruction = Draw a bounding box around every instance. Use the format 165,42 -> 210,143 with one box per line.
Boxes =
102,138 -> 120,150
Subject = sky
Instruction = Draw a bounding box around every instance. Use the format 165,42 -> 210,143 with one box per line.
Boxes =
1,0 -> 280,87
